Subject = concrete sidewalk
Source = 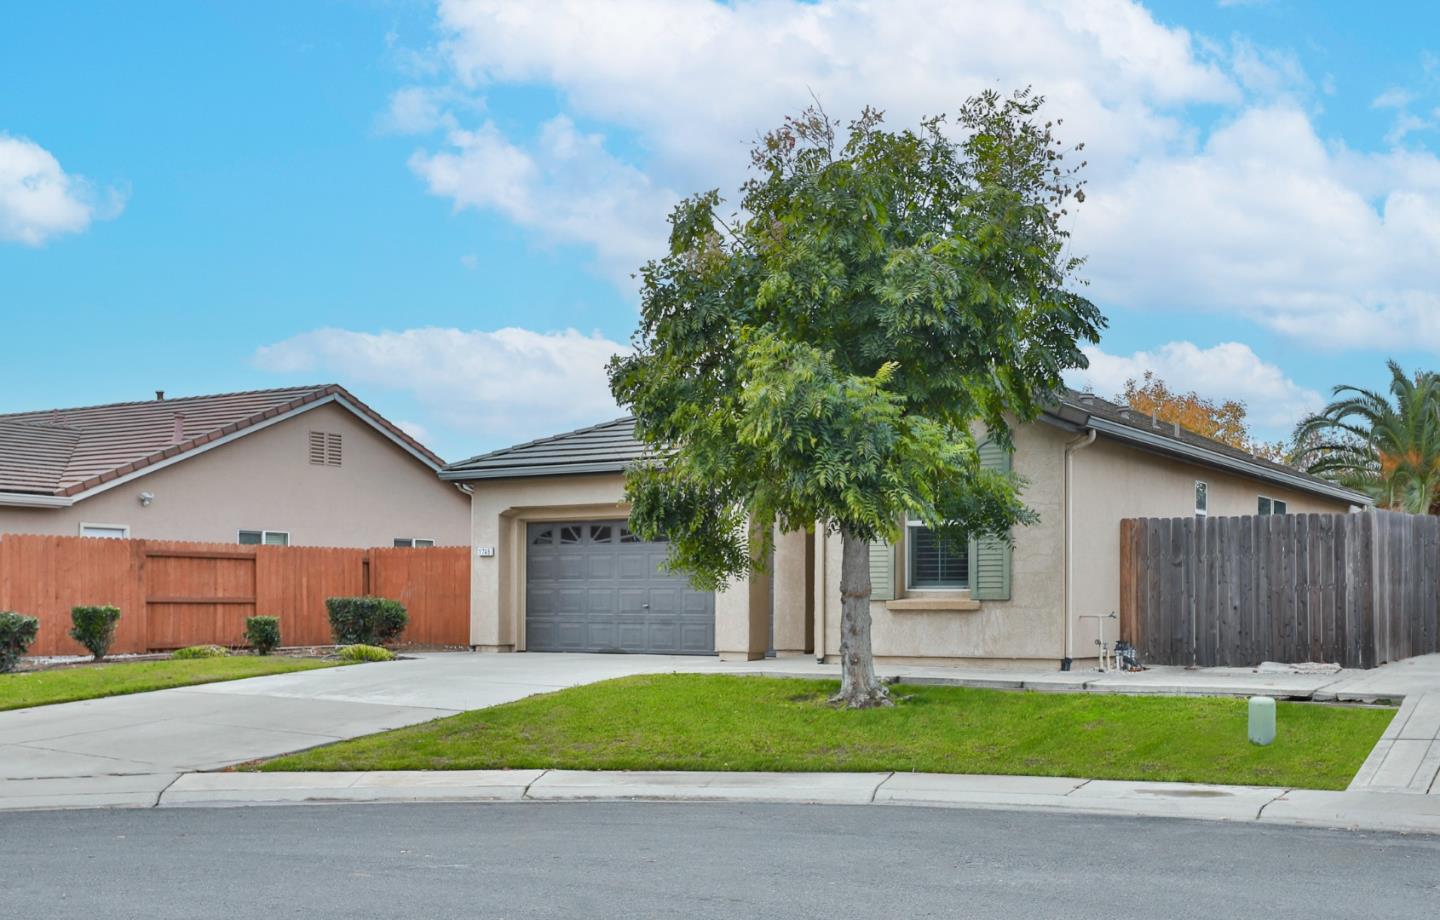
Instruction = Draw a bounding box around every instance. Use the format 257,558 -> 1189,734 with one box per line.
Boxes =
8,768 -> 1434,836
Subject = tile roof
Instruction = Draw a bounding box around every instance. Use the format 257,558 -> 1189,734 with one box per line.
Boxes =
444,389 -> 1370,505
1052,388 -> 1370,505
0,384 -> 446,497
441,417 -> 646,480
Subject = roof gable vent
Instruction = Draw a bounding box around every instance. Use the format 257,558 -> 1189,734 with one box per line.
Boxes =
309,431 -> 342,467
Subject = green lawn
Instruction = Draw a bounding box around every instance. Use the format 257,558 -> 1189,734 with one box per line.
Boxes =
257,674 -> 1392,790
0,657 -> 342,711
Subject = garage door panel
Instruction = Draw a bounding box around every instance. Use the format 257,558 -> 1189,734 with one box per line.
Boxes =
680,623 -> 712,654
557,553 -> 587,579
555,588 -> 587,613
618,555 -> 653,579
527,519 -> 714,655
527,587 -> 559,614
617,587 -> 648,614
587,554 -> 617,579
647,622 -> 677,649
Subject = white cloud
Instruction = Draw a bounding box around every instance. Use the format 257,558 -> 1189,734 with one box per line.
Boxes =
0,134 -> 123,246
1078,106 -> 1440,349
253,326 -> 628,447
392,0 -> 1440,352
1373,87 -> 1415,109
1066,341 -> 1323,434
409,115 -> 676,286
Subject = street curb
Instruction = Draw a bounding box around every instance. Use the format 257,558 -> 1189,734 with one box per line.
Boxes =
9,769 -> 1435,836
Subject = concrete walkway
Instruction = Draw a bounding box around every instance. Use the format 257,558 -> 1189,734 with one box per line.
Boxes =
5,650 -> 1440,817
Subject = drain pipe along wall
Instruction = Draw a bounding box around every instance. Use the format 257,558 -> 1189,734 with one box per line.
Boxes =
1062,428 -> 1097,667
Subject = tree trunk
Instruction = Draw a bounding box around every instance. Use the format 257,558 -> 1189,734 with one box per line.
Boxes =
832,527 -> 891,708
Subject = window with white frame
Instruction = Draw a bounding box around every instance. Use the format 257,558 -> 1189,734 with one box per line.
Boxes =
906,521 -> 969,589
393,538 -> 435,548
79,523 -> 129,539
1194,481 -> 1208,516
1258,496 -> 1288,516
238,530 -> 289,546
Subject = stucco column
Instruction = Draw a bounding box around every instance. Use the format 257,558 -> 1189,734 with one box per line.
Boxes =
771,528 -> 813,656
714,528 -> 772,661
468,493 -> 513,652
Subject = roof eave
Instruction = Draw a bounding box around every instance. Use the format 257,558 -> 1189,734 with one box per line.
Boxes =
441,461 -> 631,482
0,491 -> 74,508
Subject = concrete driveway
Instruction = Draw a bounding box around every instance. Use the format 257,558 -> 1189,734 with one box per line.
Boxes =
0,653 -> 766,784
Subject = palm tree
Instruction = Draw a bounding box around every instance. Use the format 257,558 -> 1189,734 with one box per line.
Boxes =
1293,361 -> 1440,514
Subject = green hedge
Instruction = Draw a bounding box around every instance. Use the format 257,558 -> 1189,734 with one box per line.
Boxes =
245,616 -> 282,655
0,611 -> 39,673
69,605 -> 121,661
325,597 -> 408,646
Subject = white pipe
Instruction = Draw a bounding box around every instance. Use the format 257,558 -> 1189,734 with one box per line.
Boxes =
813,525 -> 827,663
1063,429 -> 1097,664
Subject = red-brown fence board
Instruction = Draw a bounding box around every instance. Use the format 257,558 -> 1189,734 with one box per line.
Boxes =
0,534 -> 470,655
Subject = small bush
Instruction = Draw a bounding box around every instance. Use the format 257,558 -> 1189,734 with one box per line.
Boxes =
170,644 -> 229,660
0,611 -> 40,673
245,616 -> 282,655
326,597 -> 408,646
69,605 -> 121,660
337,643 -> 394,662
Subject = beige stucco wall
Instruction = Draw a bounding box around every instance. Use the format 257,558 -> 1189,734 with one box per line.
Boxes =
1067,436 -> 1355,655
0,403 -> 469,548
461,419 -> 1359,666
465,472 -> 766,656
815,421 -> 1070,666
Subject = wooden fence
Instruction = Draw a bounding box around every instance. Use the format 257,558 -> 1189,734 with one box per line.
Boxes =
0,534 -> 471,656
1120,511 -> 1440,669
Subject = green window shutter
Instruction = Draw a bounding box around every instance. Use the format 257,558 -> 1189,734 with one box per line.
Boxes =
869,538 -> 896,602
970,439 -> 1012,601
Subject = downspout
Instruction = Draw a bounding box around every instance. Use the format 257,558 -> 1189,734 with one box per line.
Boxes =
1062,428 -> 1097,669
814,525 -> 827,663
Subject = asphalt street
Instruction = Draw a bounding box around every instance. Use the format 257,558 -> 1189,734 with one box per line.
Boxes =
3,802 -> 1438,919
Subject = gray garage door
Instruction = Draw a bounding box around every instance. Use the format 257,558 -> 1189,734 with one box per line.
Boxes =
525,520 -> 715,654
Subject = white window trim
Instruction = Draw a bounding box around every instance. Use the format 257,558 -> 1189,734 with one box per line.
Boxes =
1194,481 -> 1208,517
394,537 -> 437,548
238,529 -> 290,546
904,520 -> 971,592
79,522 -> 130,538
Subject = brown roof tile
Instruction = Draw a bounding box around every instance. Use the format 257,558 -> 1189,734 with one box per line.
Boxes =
0,384 -> 446,496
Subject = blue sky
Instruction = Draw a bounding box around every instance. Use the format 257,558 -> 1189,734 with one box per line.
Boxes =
3,1 -> 1439,461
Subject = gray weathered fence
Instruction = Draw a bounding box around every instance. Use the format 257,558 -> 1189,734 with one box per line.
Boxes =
1119,511 -> 1440,669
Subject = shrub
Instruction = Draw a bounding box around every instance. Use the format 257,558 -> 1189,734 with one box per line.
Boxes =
171,644 -> 229,660
337,643 -> 394,662
0,611 -> 39,673
325,597 -> 408,646
244,616 -> 282,655
69,605 -> 121,660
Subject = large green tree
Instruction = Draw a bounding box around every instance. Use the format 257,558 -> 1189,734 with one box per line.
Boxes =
1294,361 -> 1440,513
609,92 -> 1104,707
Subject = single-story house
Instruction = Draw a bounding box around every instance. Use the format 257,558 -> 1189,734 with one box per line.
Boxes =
441,391 -> 1370,667
0,384 -> 469,547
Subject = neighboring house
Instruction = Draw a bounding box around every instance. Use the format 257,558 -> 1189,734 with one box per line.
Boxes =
0,384 -> 469,548
442,390 -> 1370,666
